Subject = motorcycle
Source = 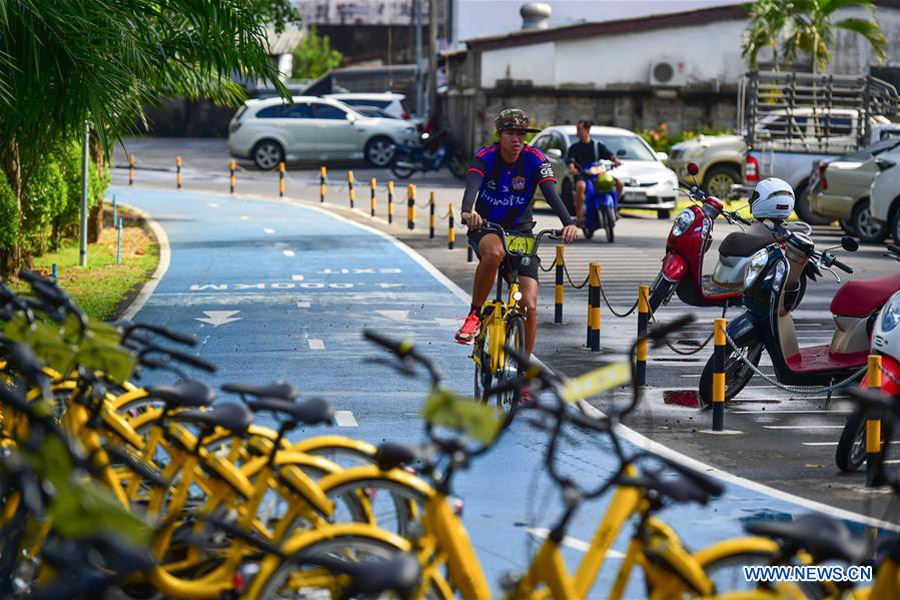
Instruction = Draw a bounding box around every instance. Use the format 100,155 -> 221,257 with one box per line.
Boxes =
580,160 -> 618,243
390,131 -> 467,180
648,163 -> 804,316
698,222 -> 900,405
835,244 -> 900,473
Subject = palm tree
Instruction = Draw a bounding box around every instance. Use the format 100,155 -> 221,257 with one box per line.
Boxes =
0,0 -> 291,275
742,0 -> 791,70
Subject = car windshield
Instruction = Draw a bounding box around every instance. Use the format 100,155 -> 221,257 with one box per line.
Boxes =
567,134 -> 657,161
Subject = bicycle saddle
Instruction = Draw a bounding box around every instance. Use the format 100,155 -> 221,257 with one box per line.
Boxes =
221,381 -> 299,401
147,379 -> 216,408
173,402 -> 253,436
299,552 -> 421,599
375,442 -> 432,471
618,470 -> 713,505
718,231 -> 776,258
245,396 -> 334,426
745,514 -> 867,564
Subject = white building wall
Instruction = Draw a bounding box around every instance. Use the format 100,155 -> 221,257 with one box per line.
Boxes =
480,42 -> 557,88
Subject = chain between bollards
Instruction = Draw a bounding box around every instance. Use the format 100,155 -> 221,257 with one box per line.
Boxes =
712,318 -> 726,431
320,166 -> 327,203
867,355 -> 883,487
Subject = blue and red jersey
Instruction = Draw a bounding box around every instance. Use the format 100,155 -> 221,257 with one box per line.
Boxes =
468,144 -> 556,230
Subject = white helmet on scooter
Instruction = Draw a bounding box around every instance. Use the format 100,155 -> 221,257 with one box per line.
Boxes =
749,178 -> 795,220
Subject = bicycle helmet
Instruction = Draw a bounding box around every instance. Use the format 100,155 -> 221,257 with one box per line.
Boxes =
749,178 -> 795,220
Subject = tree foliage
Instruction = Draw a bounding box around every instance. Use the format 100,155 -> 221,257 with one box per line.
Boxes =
292,27 -> 344,80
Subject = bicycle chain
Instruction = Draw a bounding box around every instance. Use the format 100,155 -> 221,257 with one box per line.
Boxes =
724,331 -> 866,395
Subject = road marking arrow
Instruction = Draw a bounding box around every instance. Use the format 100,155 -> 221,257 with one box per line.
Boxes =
376,310 -> 410,321
194,310 -> 242,327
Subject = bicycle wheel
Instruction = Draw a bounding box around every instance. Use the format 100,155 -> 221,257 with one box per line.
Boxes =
320,477 -> 430,538
495,315 -> 525,420
700,550 -> 831,599
473,334 -> 491,403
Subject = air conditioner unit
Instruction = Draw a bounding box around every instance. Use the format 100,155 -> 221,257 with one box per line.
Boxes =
649,58 -> 687,87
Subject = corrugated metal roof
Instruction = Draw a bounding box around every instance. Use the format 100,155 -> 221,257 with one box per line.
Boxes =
267,27 -> 303,55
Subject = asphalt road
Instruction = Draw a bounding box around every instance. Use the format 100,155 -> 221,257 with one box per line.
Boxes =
114,179 -> 897,597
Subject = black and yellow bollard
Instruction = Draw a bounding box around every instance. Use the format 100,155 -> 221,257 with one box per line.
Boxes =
866,354 -> 883,487
279,162 -> 285,197
712,318 -> 727,431
129,154 -> 135,186
229,160 -> 236,194
319,166 -> 326,203
448,202 -> 456,250
387,181 -> 394,224
370,178 -> 377,217
588,264 -> 601,351
347,170 -> 355,208
429,192 -> 436,239
407,184 -> 415,230
176,156 -> 182,189
554,246 -> 565,324
636,285 -> 650,386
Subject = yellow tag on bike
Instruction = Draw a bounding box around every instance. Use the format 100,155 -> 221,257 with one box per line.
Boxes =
76,334 -> 137,385
63,312 -> 121,345
422,389 -> 504,445
561,362 -> 630,404
505,235 -> 535,254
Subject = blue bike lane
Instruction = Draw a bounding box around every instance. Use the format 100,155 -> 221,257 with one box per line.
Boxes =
115,186 -> 886,597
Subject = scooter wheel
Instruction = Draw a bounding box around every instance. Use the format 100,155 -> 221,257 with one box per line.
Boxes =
603,205 -> 615,243
582,227 -> 594,240
699,342 -> 763,406
835,409 -> 870,473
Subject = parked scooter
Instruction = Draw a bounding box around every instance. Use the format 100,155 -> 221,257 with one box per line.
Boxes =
391,131 -> 467,180
698,222 -> 900,405
580,160 -> 618,243
648,167 -> 805,315
835,244 -> 900,472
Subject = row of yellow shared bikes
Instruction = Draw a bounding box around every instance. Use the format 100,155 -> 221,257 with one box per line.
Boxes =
1,270 -> 899,600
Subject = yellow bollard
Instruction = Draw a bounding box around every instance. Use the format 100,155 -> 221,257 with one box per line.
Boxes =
712,318 -> 727,431
637,286 -> 650,386
229,160 -> 236,194
588,264 -> 601,351
129,154 -> 135,186
429,192 -> 436,239
320,166 -> 327,203
370,178 -> 377,217
448,202 -> 455,250
554,246 -> 565,324
407,184 -> 416,230
387,181 -> 394,224
347,170 -> 355,208
279,162 -> 285,197
176,156 -> 182,189
866,354 -> 883,487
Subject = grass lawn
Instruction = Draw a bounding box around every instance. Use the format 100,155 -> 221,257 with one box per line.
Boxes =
13,207 -> 159,320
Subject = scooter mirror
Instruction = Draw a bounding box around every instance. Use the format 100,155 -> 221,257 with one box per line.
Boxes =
841,236 -> 859,252
687,163 -> 699,176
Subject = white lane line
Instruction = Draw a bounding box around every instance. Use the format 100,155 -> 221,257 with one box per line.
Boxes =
526,528 -> 624,557
240,215 -> 249,220
291,274 -> 304,281
263,228 -> 275,234
304,202 -> 900,533
208,202 -> 219,208
335,411 -> 358,427
763,425 -> 845,430
296,301 -> 311,308
885,460 -> 900,465
308,339 -> 325,350
803,442 -> 839,446
283,250 -> 295,257
120,204 -> 170,320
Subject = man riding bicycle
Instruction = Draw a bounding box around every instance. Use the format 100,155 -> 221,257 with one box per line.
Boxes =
567,120 -> 623,226
457,108 -> 579,358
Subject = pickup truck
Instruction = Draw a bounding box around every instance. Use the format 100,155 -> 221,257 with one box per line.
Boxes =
732,71 -> 900,224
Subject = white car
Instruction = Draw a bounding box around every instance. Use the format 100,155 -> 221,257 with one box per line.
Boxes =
323,92 -> 412,120
867,144 -> 900,242
227,96 -> 418,169
531,125 -> 678,218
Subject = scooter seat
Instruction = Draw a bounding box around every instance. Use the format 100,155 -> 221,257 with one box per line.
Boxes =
718,231 -> 775,258
830,272 -> 900,318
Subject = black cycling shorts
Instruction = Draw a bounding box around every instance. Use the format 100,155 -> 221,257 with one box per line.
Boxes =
467,228 -> 540,282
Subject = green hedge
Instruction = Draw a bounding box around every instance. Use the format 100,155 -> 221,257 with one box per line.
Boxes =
637,124 -> 733,154
0,138 -> 109,260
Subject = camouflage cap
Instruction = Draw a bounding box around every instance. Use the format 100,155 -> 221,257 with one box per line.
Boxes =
494,108 -> 541,133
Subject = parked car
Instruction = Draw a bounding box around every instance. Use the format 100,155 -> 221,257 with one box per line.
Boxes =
667,135 -> 745,198
807,138 -> 900,242
324,92 -> 413,120
868,143 -> 900,242
531,125 -> 678,219
227,96 -> 418,169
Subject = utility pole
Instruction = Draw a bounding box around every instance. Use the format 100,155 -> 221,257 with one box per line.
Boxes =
414,0 -> 423,116
80,122 -> 89,267
427,0 -> 437,118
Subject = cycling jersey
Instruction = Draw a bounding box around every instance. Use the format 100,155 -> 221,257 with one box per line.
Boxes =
465,144 -> 556,229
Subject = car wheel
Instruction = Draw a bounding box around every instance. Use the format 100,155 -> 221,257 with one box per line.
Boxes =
839,219 -> 856,236
892,205 -> 900,243
850,199 -> 887,243
794,180 -> 833,225
252,140 -> 284,171
702,165 -> 741,199
365,136 -> 395,167
657,209 -> 671,220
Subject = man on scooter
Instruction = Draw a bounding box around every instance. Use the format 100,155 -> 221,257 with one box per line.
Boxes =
566,120 -> 624,226
456,108 -> 578,366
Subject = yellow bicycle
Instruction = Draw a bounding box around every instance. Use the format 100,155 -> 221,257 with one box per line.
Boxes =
471,222 -> 561,419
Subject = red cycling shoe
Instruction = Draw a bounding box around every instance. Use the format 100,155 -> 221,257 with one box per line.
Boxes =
455,310 -> 481,345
